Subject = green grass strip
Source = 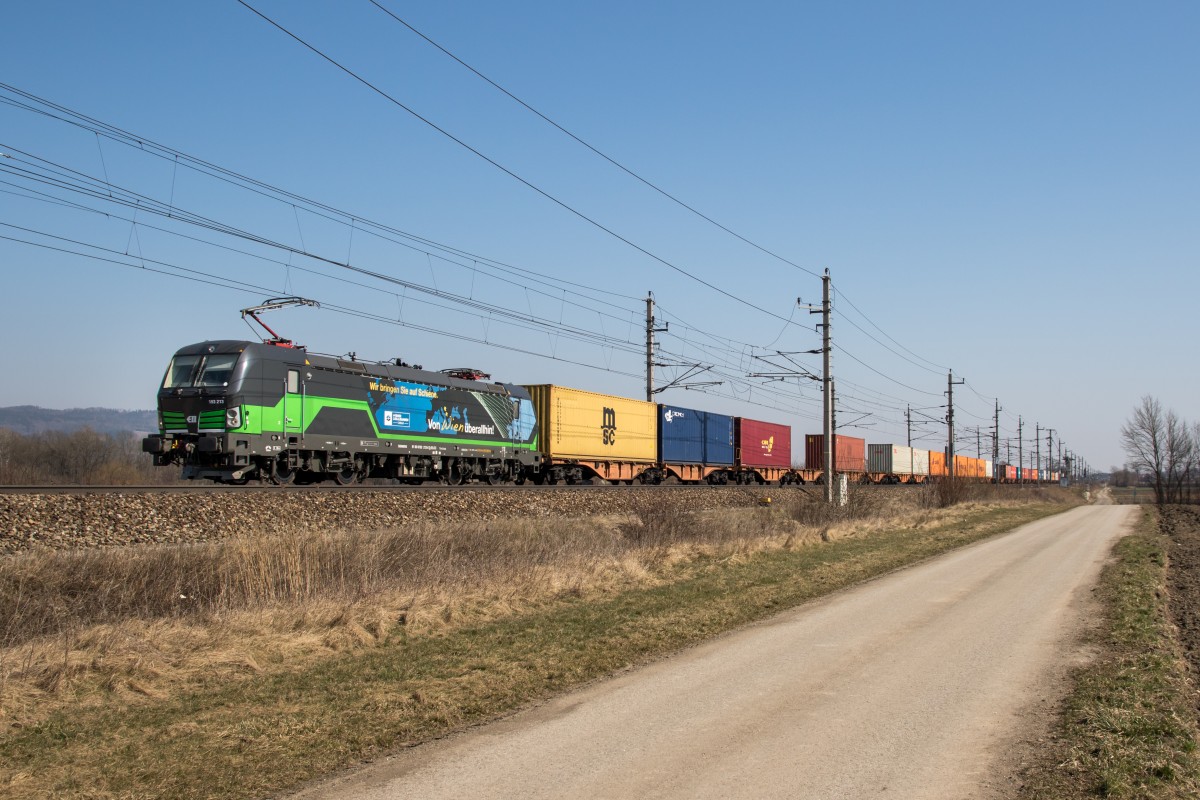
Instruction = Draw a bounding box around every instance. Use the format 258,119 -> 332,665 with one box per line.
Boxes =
2,504 -> 1066,800
1020,507 -> 1200,799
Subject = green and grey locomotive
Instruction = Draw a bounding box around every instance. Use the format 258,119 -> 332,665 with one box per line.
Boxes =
142,340 -> 540,485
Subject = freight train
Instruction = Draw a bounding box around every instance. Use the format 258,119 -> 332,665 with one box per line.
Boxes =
143,338 -> 1059,487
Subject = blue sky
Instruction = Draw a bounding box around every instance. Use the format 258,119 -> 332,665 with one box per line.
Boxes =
2,1 -> 1197,473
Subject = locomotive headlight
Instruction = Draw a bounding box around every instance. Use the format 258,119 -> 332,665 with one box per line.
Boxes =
226,406 -> 242,429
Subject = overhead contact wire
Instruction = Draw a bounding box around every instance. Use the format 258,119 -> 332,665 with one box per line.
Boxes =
366,0 -> 824,281
236,1 -> 800,326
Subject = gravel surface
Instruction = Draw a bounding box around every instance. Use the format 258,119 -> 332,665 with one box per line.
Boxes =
0,486 -> 790,554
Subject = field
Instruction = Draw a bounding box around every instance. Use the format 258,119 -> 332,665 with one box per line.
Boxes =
1,484 -> 1082,798
1109,487 -> 1161,504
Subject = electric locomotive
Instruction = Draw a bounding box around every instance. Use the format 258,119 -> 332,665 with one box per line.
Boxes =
142,333 -> 540,485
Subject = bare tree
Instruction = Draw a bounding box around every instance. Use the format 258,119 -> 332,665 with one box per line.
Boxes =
1189,421 -> 1200,504
1165,412 -> 1195,503
1121,396 -> 1167,504
1122,396 -> 1198,504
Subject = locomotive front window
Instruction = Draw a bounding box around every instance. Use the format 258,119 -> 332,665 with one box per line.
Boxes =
197,354 -> 239,387
163,355 -> 202,388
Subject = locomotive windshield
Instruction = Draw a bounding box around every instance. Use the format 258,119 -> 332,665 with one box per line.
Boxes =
162,353 -> 240,389
197,354 -> 238,387
163,355 -> 201,388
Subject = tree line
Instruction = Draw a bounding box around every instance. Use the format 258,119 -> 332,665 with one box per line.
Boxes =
0,428 -> 179,485
1120,395 -> 1198,504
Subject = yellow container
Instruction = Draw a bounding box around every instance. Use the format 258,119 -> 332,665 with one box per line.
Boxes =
524,385 -> 657,462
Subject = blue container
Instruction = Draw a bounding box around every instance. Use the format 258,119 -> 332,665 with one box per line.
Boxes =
658,404 -> 735,466
704,412 -> 736,466
659,404 -> 705,464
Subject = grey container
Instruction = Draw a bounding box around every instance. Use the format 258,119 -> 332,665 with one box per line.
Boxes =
868,444 -> 914,476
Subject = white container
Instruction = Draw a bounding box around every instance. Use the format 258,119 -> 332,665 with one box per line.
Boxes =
867,444 -> 914,476
912,448 -> 931,477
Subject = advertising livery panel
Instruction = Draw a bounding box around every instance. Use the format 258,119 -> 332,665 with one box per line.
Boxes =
367,376 -> 535,447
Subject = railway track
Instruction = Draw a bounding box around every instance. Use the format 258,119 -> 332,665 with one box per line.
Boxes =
0,481 -> 810,495
0,482 -> 802,555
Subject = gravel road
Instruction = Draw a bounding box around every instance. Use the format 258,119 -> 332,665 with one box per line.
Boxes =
293,504 -> 1134,800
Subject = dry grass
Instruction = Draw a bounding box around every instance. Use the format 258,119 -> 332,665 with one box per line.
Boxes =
0,485 -> 1077,736
0,489 -> 1082,799
0,504 -> 792,729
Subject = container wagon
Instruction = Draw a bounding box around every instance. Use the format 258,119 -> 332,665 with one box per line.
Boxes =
867,444 -> 921,484
912,448 -> 931,480
929,450 -> 948,479
655,404 -> 735,484
523,384 -> 657,484
804,434 -> 867,478
735,417 -> 793,484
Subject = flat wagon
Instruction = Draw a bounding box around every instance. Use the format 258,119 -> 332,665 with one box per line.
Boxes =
524,384 -> 657,483
736,418 -> 793,484
657,404 -> 735,484
929,450 -> 948,479
867,444 -> 924,484
804,434 -> 867,479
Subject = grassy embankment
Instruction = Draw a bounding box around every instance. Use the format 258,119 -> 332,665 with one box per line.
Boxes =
1020,505 -> 1200,799
1,485 -> 1077,799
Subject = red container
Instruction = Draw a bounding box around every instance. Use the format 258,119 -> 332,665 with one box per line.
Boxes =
804,434 -> 866,473
736,418 -> 792,469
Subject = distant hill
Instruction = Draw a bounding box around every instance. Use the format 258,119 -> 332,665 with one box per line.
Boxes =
0,406 -> 157,436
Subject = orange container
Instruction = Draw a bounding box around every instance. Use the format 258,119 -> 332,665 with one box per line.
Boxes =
954,454 -> 984,478
929,450 -> 947,477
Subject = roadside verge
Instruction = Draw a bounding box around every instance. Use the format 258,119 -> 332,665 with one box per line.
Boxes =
1019,505 -> 1200,798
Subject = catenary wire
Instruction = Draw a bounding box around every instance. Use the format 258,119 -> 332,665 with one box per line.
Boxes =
235,1 -> 805,327
351,8 -> 951,383
365,0 -> 825,281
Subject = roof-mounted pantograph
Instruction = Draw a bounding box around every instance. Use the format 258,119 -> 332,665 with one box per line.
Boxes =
240,297 -> 319,348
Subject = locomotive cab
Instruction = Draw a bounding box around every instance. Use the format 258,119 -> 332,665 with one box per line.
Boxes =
142,341 -> 257,482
